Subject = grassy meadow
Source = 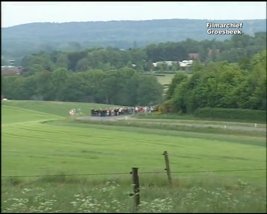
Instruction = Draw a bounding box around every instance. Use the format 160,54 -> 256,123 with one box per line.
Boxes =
154,73 -> 176,85
154,73 -> 175,95
2,100 -> 266,213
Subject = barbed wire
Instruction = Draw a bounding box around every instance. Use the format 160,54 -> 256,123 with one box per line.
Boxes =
2,168 -> 265,178
1,172 -> 130,178
170,168 -> 266,174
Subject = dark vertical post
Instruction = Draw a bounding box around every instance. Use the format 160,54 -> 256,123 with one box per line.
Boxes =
163,151 -> 172,186
130,167 -> 140,212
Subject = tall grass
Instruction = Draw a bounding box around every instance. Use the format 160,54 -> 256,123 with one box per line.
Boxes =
2,175 -> 266,213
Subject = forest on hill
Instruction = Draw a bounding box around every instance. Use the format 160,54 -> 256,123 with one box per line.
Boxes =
2,19 -> 266,62
4,32 -> 266,71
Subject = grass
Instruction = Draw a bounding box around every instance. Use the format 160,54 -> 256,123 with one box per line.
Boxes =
2,100 -> 266,212
154,73 -> 175,95
2,100 -> 119,117
3,117 -> 266,178
136,111 -> 267,123
2,175 -> 266,213
154,73 -> 175,86
76,118 -> 266,140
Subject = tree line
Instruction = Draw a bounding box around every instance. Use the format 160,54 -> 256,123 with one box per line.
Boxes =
2,33 -> 266,110
2,68 -> 163,106
9,32 -> 265,73
162,50 -> 266,113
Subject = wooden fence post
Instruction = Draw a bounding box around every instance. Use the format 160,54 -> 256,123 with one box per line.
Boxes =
130,167 -> 140,212
163,151 -> 172,186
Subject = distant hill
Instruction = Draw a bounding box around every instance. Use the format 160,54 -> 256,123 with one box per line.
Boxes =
2,19 -> 266,62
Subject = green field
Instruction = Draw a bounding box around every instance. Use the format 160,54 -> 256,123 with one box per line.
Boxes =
154,73 -> 176,86
2,100 -> 266,213
154,72 -> 192,95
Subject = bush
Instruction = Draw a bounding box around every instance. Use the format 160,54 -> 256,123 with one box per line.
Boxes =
194,108 -> 266,123
158,100 -> 175,113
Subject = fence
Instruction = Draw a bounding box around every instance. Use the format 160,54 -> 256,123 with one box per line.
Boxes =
2,151 -> 266,212
2,168 -> 265,178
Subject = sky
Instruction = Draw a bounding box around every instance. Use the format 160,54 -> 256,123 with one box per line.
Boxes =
1,1 -> 266,28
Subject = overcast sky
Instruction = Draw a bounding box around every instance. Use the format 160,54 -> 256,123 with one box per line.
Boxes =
1,1 -> 266,28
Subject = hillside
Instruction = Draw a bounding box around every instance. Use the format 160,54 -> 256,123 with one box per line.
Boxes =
2,19 -> 266,60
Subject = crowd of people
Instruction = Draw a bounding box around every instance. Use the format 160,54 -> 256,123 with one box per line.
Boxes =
69,108 -> 82,116
91,106 -> 157,117
68,106 -> 158,117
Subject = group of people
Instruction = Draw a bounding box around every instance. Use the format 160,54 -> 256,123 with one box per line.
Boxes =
91,106 -> 157,117
69,108 -> 82,116
69,106 -> 158,117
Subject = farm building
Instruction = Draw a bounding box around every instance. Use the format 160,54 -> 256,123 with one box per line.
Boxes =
152,61 -> 178,68
179,60 -> 193,69
188,53 -> 199,60
1,66 -> 23,76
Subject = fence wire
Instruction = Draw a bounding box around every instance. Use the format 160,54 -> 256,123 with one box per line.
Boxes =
2,168 -> 265,178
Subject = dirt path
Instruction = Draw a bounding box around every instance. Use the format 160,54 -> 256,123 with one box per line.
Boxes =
76,115 -> 133,122
76,115 -> 266,133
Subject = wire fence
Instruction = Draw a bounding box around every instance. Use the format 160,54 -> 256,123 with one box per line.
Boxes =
2,168 -> 266,178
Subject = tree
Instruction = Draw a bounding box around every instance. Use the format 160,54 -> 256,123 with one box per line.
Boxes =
67,51 -> 87,71
75,58 -> 89,71
137,75 -> 163,105
241,50 -> 266,110
166,73 -> 188,99
51,68 -> 69,100
62,73 -> 85,101
55,53 -> 69,69
32,70 -> 53,100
